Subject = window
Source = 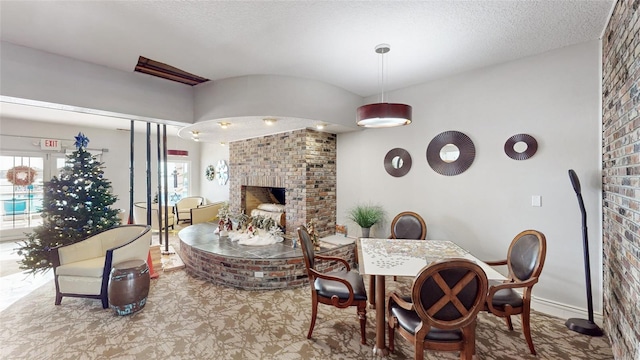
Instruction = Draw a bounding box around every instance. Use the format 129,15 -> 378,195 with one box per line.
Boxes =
0,152 -> 68,236
0,155 -> 44,232
159,161 -> 190,205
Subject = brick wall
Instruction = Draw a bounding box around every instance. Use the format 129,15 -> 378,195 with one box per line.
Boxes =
602,1 -> 640,358
229,129 -> 337,237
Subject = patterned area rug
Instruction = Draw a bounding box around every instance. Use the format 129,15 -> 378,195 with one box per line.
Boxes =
0,268 -> 612,360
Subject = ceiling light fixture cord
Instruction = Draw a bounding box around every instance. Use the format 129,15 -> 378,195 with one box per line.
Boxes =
376,44 -> 390,103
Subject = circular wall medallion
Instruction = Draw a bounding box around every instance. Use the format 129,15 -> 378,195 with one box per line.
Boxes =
504,134 -> 538,160
205,165 -> 216,181
426,131 -> 476,176
216,160 -> 229,185
384,148 -> 412,177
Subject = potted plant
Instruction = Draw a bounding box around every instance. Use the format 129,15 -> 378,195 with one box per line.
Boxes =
347,203 -> 385,238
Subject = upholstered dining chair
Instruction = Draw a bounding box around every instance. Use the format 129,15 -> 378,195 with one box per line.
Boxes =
370,211 -> 427,307
387,258 -> 488,360
297,226 -> 368,344
483,229 -> 547,355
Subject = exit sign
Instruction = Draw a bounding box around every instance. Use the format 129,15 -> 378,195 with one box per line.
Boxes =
41,139 -> 61,151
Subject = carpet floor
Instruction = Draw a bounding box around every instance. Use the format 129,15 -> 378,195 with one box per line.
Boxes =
0,269 -> 613,360
0,229 -> 613,359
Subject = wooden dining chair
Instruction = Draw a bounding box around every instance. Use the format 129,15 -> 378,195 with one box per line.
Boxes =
370,211 -> 427,307
483,229 -> 547,355
387,258 -> 488,360
297,226 -> 368,344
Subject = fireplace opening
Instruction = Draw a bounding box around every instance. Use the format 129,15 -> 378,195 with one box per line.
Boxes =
242,186 -> 287,230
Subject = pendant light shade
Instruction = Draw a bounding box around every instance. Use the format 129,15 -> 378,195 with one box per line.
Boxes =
357,103 -> 412,127
357,44 -> 412,128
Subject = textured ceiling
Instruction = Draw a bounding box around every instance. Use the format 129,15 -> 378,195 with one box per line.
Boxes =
0,1 -> 615,141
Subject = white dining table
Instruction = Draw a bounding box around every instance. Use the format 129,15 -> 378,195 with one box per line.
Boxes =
356,238 -> 507,357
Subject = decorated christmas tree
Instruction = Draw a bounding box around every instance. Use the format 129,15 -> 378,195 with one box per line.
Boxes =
17,133 -> 121,274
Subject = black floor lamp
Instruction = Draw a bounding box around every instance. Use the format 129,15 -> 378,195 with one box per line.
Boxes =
565,169 -> 604,336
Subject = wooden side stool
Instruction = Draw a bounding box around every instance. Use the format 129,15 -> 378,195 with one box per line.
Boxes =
108,259 -> 150,315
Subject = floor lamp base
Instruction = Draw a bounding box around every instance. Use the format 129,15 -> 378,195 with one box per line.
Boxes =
565,318 -> 604,336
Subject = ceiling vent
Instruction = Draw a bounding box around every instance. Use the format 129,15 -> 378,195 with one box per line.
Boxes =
134,56 -> 209,86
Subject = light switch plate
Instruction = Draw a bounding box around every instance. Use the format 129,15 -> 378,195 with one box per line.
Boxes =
532,195 -> 542,207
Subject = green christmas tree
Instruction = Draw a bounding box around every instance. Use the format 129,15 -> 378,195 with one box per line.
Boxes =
17,132 -> 121,274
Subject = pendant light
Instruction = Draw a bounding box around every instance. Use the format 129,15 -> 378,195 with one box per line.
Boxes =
357,44 -> 412,128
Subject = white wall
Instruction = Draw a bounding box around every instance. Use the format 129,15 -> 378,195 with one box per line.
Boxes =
199,141 -> 230,204
0,118 -> 200,222
0,42 -> 194,124
337,40 -> 603,315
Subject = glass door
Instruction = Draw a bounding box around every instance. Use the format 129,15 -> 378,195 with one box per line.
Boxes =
0,154 -> 44,234
159,161 -> 190,206
0,152 -> 67,236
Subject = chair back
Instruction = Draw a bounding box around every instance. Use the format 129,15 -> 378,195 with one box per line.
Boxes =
297,226 -> 316,275
391,211 -> 427,239
507,230 -> 547,282
412,258 -> 488,330
176,196 -> 204,211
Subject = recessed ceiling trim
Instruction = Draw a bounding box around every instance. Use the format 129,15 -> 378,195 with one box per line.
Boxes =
135,56 -> 209,86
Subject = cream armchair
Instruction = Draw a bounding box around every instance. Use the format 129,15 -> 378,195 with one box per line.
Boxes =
50,225 -> 151,308
133,202 -> 175,231
175,196 -> 204,223
190,202 -> 225,225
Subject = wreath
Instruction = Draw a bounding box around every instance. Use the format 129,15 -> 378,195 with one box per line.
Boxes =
6,166 -> 37,186
205,165 -> 216,181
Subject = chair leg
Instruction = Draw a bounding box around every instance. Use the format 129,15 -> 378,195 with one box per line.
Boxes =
504,315 -> 513,331
307,297 -> 318,339
388,318 -> 396,352
357,303 -> 367,345
101,295 -> 109,309
369,276 -> 376,308
521,311 -> 536,355
55,293 -> 62,305
414,340 -> 424,360
461,322 -> 476,360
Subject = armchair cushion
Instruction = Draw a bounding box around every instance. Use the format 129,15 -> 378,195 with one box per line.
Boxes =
488,280 -> 523,308
56,257 -> 106,277
315,269 -> 367,301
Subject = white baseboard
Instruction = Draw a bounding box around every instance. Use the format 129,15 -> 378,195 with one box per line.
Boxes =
531,296 -> 603,326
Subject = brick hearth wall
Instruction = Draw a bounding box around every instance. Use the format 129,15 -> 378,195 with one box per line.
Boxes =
229,129 -> 336,237
602,1 -> 640,358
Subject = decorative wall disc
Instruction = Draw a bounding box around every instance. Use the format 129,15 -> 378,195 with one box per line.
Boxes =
384,148 -> 412,177
426,131 -> 476,176
504,134 -> 538,160
216,160 -> 229,185
205,165 -> 216,181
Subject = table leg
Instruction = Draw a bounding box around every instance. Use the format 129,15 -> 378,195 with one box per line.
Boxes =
373,275 -> 389,356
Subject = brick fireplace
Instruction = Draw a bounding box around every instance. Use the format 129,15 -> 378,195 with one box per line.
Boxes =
229,129 -> 336,237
